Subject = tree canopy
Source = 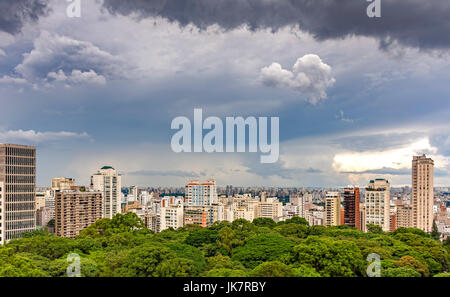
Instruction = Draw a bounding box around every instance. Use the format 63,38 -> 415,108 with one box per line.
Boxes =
1,213 -> 448,277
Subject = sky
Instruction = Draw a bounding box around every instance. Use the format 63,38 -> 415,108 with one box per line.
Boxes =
1,0 -> 450,188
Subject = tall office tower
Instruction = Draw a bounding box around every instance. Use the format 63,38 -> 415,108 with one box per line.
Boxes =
324,192 -> 341,226
344,187 -> 361,230
91,166 -> 122,219
365,179 -> 391,232
0,144 -> 36,244
55,191 -> 102,238
185,180 -> 218,206
51,177 -> 75,191
412,155 -> 434,232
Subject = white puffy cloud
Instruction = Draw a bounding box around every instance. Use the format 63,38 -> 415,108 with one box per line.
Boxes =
12,31 -> 123,87
0,49 -> 5,56
260,54 -> 336,104
332,138 -> 443,173
0,75 -> 27,84
0,129 -> 91,143
47,69 -> 106,85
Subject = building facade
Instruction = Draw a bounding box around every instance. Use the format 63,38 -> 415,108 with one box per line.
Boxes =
397,205 -> 413,229
365,179 -> 391,232
185,180 -> 218,206
160,197 -> 184,231
55,191 -> 102,238
344,187 -> 361,230
51,177 -> 75,191
0,144 -> 36,244
412,155 -> 434,232
91,166 -> 122,219
257,197 -> 283,220
325,192 -> 341,226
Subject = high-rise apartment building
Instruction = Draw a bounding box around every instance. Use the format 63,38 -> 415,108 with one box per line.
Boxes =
257,197 -> 283,220
344,187 -> 360,230
185,180 -> 218,206
365,179 -> 390,232
0,144 -> 36,244
412,155 -> 434,232
397,205 -> 413,229
91,166 -> 122,219
55,190 -> 102,238
184,206 -> 215,227
325,192 -> 341,226
51,177 -> 75,191
289,194 -> 305,218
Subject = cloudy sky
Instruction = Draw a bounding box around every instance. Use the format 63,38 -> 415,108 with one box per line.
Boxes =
1,0 -> 450,187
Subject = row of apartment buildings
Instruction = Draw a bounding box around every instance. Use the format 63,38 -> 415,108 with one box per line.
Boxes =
322,155 -> 436,233
0,143 -> 443,242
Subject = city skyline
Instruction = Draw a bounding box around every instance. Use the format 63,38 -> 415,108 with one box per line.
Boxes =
1,1 -> 450,187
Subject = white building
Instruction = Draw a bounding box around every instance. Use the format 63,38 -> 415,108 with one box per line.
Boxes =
185,180 -> 218,206
160,197 -> 184,231
257,197 -> 283,220
365,179 -> 390,232
325,192 -> 341,226
91,166 -> 122,219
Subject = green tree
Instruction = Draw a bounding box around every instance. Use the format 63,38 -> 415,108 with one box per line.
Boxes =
78,213 -> 148,238
6,235 -> 75,260
431,220 -> 440,241
250,261 -> 296,277
274,223 -> 308,239
293,265 -> 321,277
291,237 -> 364,277
218,227 -> 242,255
278,217 -> 309,226
382,267 -> 421,277
0,248 -> 47,277
207,255 -> 234,270
206,269 -> 247,277
366,224 -> 383,234
155,258 -> 198,277
252,218 -> 276,229
232,234 -> 294,269
114,243 -> 175,277
184,229 -> 219,248
394,256 -> 430,277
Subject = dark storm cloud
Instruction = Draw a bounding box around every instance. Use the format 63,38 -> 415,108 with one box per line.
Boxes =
102,0 -> 450,50
0,0 -> 50,35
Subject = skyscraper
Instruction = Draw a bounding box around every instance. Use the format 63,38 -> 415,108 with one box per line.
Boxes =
344,187 -> 360,230
0,144 -> 36,244
412,155 -> 434,232
185,180 -> 218,206
365,179 -> 390,232
325,192 -> 341,226
91,166 -> 122,219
